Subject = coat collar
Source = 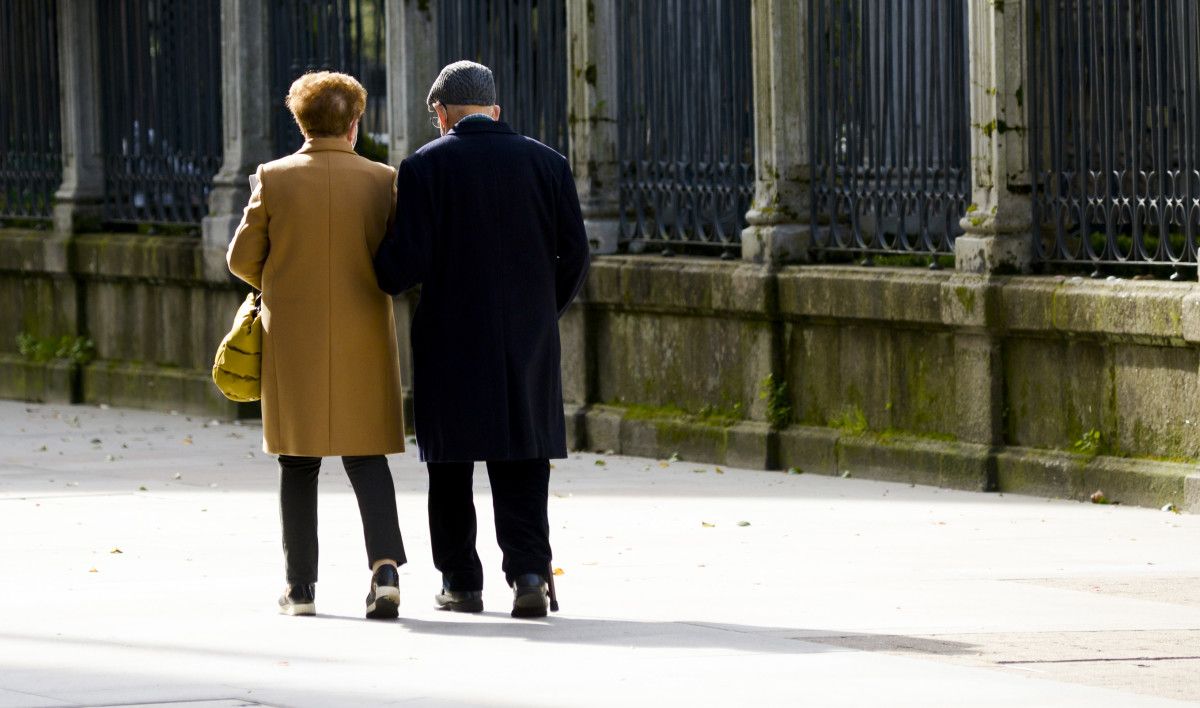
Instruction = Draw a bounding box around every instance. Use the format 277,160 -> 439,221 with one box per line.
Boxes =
448,120 -> 517,137
297,137 -> 357,155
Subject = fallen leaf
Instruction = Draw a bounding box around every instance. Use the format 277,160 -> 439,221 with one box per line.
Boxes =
701,521 -> 716,528
88,567 -> 98,573
181,435 -> 193,445
594,459 -> 606,466
658,461 -> 669,468
1161,503 -> 1181,514
138,486 -> 148,491
668,452 -> 681,462
693,468 -> 707,474
788,467 -> 804,475
110,548 -> 123,554
714,467 -> 724,474
89,438 -> 101,445
839,470 -> 851,478
737,521 -> 751,527
552,567 -> 565,576
173,473 -> 182,480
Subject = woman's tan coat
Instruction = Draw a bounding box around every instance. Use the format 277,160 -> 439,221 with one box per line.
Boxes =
227,137 -> 405,456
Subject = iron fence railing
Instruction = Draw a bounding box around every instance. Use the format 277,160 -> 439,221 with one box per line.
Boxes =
0,0 -> 60,224
809,0 -> 970,262
97,0 -> 223,227
436,0 -> 568,155
1029,0 -> 1200,273
270,0 -> 388,160
617,0 -> 754,256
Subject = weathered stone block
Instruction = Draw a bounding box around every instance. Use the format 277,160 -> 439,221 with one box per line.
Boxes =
1003,337 -> 1111,451
1000,276 -> 1189,342
939,274 -> 1000,329
995,448 -> 1087,500
559,303 -> 588,406
836,434 -> 991,491
583,405 -> 622,453
0,228 -> 71,274
777,266 -> 947,325
777,425 -> 839,476
0,355 -> 76,404
594,310 -> 772,421
1111,345 -> 1200,459
83,360 -> 240,418
786,322 -> 956,437
74,233 -> 207,284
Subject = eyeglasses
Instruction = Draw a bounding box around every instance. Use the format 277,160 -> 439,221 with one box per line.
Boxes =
429,102 -> 441,130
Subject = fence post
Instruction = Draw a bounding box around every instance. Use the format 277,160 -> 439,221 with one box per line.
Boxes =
566,0 -> 619,254
955,0 -> 1033,274
53,0 -> 103,236
385,0 -> 437,167
741,0 -> 809,266
200,0 -> 272,282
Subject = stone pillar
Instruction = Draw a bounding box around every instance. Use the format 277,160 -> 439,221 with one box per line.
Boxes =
566,0 -> 620,254
955,0 -> 1033,274
741,0 -> 809,266
385,0 -> 438,166
200,0 -> 273,282
53,0 -> 104,236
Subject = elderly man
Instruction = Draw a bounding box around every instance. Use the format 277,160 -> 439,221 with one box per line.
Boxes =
374,61 -> 589,618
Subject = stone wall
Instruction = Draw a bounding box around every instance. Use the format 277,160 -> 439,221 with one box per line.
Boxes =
3,229 -> 1197,511
569,256 -> 1200,513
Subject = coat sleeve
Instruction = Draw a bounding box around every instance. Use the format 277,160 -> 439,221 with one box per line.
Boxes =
227,165 -> 269,290
374,158 -> 433,296
554,160 -> 591,316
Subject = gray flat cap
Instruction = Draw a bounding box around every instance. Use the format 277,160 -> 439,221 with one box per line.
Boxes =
427,60 -> 496,108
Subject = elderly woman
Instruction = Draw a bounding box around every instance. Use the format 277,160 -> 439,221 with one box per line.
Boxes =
227,71 -> 406,619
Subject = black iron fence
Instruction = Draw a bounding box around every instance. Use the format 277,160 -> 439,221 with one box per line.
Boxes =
809,0 -> 970,262
97,0 -> 223,227
270,0 -> 388,159
437,0 -> 568,155
1028,0 -> 1200,272
0,0 -> 60,224
617,0 -> 754,256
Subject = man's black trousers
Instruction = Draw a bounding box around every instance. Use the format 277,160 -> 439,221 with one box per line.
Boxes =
426,458 -> 551,590
278,454 -> 406,585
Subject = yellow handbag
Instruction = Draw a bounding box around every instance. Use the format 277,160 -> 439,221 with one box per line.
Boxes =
212,292 -> 262,402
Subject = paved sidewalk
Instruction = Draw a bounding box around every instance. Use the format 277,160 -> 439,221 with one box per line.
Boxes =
0,401 -> 1198,707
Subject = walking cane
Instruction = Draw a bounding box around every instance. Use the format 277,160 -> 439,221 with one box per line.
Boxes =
547,562 -> 560,612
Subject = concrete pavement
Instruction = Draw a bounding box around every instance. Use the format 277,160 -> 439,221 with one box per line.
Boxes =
0,401 -> 1198,707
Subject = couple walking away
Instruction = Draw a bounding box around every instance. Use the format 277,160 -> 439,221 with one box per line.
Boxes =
226,61 -> 591,620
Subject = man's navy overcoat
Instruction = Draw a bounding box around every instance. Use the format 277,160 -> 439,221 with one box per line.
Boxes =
374,119 -> 590,463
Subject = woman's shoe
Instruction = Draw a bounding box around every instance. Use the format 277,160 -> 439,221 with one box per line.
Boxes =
510,574 -> 549,619
435,588 -> 484,613
278,584 -> 316,616
365,564 -> 400,619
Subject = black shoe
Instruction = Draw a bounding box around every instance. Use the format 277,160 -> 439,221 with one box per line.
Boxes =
435,588 -> 484,613
511,573 -> 549,619
278,583 -> 316,616
365,564 -> 400,620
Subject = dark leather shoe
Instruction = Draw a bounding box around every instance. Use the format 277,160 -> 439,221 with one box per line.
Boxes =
365,564 -> 400,619
511,573 -> 549,618
435,588 -> 484,613
278,583 -> 316,616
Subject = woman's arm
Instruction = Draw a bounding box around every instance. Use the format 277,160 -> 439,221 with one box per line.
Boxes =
227,165 -> 269,290
374,158 -> 433,296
